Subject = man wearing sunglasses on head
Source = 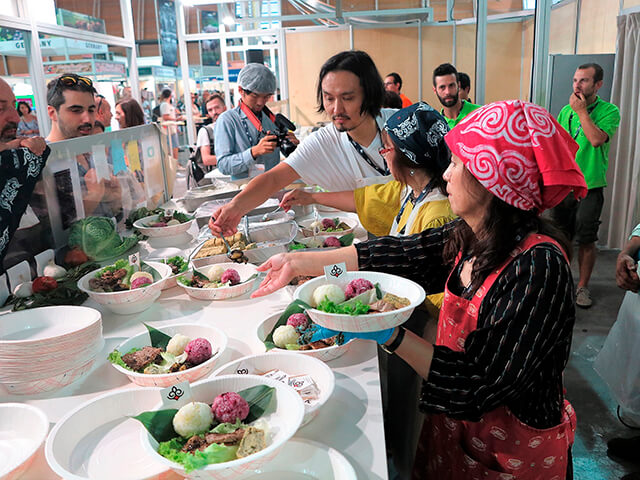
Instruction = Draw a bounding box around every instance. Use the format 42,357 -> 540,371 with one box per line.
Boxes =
45,74 -> 121,217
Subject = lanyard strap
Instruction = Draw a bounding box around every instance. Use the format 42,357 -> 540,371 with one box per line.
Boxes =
568,100 -> 599,140
238,102 -> 277,146
346,133 -> 389,176
394,179 -> 436,235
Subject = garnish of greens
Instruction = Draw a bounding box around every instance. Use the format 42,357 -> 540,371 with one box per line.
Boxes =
134,385 -> 275,473
126,207 -> 165,229
263,299 -> 312,350
3,262 -> 100,311
317,298 -> 371,315
108,323 -> 174,372
289,232 -> 355,251
68,217 -> 139,261
165,256 -> 188,275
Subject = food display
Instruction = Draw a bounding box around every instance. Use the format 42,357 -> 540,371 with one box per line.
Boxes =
136,385 -> 274,473
88,259 -> 161,292
310,278 -> 410,315
193,233 -> 256,259
67,216 -> 139,261
299,216 -> 356,238
109,324 -> 216,375
178,267 -> 244,289
288,232 -> 354,251
143,211 -> 193,228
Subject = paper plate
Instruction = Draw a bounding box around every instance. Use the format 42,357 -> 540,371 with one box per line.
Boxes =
239,438 -> 357,479
0,403 -> 49,480
45,388 -> 177,480
294,271 -> 425,332
177,263 -> 259,301
133,214 -> 195,238
298,216 -> 356,238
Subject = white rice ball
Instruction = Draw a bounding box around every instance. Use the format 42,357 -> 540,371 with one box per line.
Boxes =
311,284 -> 346,307
173,402 -> 214,438
207,265 -> 225,282
273,325 -> 300,349
166,333 -> 192,356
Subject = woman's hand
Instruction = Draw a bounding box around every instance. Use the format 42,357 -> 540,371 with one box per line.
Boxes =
209,204 -> 242,237
251,253 -> 299,297
280,189 -> 313,211
616,252 -> 640,292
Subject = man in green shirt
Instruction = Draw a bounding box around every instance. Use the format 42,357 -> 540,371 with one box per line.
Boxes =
549,63 -> 620,308
432,63 -> 481,129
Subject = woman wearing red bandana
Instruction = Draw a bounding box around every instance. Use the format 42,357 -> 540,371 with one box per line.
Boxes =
252,100 -> 587,479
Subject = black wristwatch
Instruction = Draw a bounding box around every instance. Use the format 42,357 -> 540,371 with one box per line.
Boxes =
381,327 -> 405,355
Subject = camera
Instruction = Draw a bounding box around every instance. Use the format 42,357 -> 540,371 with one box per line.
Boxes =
266,113 -> 297,157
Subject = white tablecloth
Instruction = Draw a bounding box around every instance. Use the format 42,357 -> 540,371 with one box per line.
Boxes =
1,273 -> 388,480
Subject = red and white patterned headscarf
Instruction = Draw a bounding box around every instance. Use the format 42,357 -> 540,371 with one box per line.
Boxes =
445,100 -> 587,212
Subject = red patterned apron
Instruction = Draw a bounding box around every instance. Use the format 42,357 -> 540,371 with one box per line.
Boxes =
412,234 -> 577,480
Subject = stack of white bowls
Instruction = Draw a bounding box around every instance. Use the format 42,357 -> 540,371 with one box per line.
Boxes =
0,306 -> 103,395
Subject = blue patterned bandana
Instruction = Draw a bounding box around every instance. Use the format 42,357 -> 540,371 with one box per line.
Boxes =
384,102 -> 451,172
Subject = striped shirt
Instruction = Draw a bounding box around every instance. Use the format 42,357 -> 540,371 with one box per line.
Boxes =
356,221 -> 576,429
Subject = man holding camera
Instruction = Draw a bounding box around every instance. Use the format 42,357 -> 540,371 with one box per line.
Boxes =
214,63 -> 298,180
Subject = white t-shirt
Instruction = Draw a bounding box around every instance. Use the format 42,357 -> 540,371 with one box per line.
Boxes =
159,102 -> 177,134
196,124 -> 214,148
285,109 -> 396,191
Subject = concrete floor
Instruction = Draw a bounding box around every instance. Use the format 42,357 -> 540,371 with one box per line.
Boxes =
389,247 -> 640,480
566,248 -> 639,479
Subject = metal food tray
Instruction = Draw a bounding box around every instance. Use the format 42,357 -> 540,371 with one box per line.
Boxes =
183,181 -> 240,211
191,220 -> 298,268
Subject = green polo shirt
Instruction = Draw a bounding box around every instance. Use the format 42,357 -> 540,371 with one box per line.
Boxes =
557,96 -> 620,189
441,100 -> 481,129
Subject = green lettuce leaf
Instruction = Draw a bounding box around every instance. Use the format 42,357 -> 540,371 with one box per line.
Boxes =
317,298 -> 370,315
107,347 -> 140,370
211,419 -> 246,434
157,438 -> 238,474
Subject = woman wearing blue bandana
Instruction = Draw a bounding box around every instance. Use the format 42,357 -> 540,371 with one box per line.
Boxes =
280,102 -> 455,238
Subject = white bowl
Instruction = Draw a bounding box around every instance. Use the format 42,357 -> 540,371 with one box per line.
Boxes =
177,263 -> 259,301
237,438 -> 357,479
77,261 -> 172,315
133,214 -> 195,238
110,323 -> 228,388
213,352 -> 334,426
294,271 -> 426,332
141,375 -> 305,480
298,216 -> 356,238
0,403 -> 49,480
45,388 -> 179,480
256,312 -> 352,363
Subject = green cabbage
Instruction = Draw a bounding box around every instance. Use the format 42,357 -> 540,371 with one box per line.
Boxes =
68,217 -> 139,261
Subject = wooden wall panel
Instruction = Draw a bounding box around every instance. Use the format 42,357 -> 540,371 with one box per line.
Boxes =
577,0 -> 618,53
550,1 -> 577,54
353,27 -> 419,103
284,29 -> 349,126
421,25 -> 454,108
454,24 -> 476,99
485,22 -> 524,103
521,18 -> 534,102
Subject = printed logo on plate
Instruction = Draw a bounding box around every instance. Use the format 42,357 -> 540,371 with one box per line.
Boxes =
160,381 -> 193,408
489,426 -> 507,441
324,262 -> 347,283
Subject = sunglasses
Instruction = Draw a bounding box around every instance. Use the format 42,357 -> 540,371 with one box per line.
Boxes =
58,75 -> 93,87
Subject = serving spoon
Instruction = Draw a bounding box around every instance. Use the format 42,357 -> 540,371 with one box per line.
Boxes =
219,234 -> 248,264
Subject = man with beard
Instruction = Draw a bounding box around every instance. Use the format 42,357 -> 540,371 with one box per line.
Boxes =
46,74 -> 121,217
209,50 -> 395,236
196,93 -> 227,168
432,63 -> 480,129
0,78 -> 49,270
548,63 -> 620,308
214,63 -> 297,180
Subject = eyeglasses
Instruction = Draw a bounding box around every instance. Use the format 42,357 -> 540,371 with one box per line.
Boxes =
379,146 -> 394,156
58,74 -> 93,87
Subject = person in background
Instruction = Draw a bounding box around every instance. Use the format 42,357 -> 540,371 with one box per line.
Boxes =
214,63 -> 292,180
200,90 -> 211,117
196,93 -> 226,168
433,63 -> 481,129
190,91 -> 201,118
46,74 -> 121,217
115,97 -> 145,129
547,63 -> 620,308
457,71 -> 472,103
209,50 -> 394,237
384,72 -> 412,108
93,93 -> 113,133
252,100 -> 586,479
16,101 -> 39,137
0,78 -> 49,271
159,88 -> 183,159
382,90 -> 403,109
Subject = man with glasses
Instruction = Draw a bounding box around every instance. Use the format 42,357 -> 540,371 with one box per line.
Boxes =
93,93 -> 113,133
214,63 -> 298,180
383,72 -> 412,108
45,74 -> 121,217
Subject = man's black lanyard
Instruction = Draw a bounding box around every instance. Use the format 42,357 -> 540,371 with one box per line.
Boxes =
394,179 -> 436,235
568,100 -> 599,140
346,133 -> 389,176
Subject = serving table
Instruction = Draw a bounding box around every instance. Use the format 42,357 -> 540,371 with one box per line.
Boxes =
1,255 -> 389,479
